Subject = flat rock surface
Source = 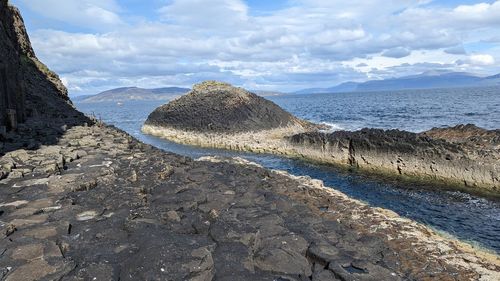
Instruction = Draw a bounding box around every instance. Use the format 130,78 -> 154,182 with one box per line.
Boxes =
0,124 -> 499,281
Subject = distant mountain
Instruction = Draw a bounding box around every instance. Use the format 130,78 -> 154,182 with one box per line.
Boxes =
75,87 -> 190,103
251,90 -> 285,97
71,95 -> 94,102
293,82 -> 358,95
294,72 -> 500,94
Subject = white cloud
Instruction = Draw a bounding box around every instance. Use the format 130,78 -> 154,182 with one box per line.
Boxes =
453,2 -> 500,25
16,0 -> 123,29
158,0 -> 249,31
13,0 -> 500,94
469,54 -> 495,66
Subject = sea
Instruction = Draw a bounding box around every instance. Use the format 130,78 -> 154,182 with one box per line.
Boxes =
75,86 -> 500,254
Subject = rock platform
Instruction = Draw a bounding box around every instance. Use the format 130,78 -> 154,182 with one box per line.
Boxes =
1,124 -> 499,280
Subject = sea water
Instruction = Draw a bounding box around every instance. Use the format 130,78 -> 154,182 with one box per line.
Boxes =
75,86 -> 500,253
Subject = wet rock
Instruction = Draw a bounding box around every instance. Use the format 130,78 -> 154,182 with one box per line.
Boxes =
70,263 -> 115,281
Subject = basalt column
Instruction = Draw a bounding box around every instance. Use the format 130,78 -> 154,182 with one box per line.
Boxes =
0,62 -> 25,133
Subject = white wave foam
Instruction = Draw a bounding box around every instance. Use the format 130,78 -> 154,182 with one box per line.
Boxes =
319,122 -> 345,132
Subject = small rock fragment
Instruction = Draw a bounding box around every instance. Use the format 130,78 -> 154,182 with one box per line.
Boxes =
5,224 -> 16,237
165,210 -> 181,222
76,211 -> 98,221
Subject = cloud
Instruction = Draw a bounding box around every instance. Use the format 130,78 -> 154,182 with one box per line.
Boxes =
381,47 -> 411,58
452,2 -> 500,25
469,54 -> 495,66
158,0 -> 249,31
16,0 -> 123,30
13,0 -> 500,94
444,45 -> 466,55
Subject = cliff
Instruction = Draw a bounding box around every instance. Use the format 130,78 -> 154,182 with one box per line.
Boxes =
287,126 -> 499,192
0,0 -> 87,153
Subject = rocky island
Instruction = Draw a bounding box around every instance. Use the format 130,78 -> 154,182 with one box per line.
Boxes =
1,1 -> 500,280
144,82 -> 499,194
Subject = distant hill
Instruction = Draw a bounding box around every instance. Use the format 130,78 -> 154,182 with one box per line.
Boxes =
75,87 -> 190,103
294,72 -> 500,94
251,90 -> 285,97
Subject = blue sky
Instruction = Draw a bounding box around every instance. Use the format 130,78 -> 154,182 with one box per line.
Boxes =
10,0 -> 500,96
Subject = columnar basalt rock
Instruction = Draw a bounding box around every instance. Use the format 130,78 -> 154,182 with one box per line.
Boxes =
144,82 -> 499,193
144,81 -> 318,133
287,127 -> 499,192
1,125 -> 499,280
0,0 -> 88,153
1,2 -> 499,280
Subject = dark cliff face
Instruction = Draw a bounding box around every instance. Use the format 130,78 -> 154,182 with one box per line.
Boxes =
145,81 -> 312,133
0,0 -> 81,134
0,0 -> 25,132
0,0 -> 88,153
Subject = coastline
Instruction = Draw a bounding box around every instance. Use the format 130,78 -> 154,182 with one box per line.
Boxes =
200,156 -> 500,268
1,123 -> 499,280
2,0 -> 499,279
141,124 -> 499,194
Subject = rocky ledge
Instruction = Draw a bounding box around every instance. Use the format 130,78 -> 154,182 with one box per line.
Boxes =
1,123 -> 499,280
143,82 -> 499,193
288,125 -> 499,193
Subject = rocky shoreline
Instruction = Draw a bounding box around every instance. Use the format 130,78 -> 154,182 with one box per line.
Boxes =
143,83 -> 499,194
287,125 -> 499,193
2,123 -> 500,280
1,1 -> 500,280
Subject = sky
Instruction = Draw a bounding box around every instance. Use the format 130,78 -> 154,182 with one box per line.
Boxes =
10,0 -> 500,96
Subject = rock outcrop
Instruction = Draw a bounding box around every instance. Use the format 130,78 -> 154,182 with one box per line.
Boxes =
287,126 -> 499,192
423,124 -> 500,151
145,81 -> 315,133
0,0 -> 88,153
